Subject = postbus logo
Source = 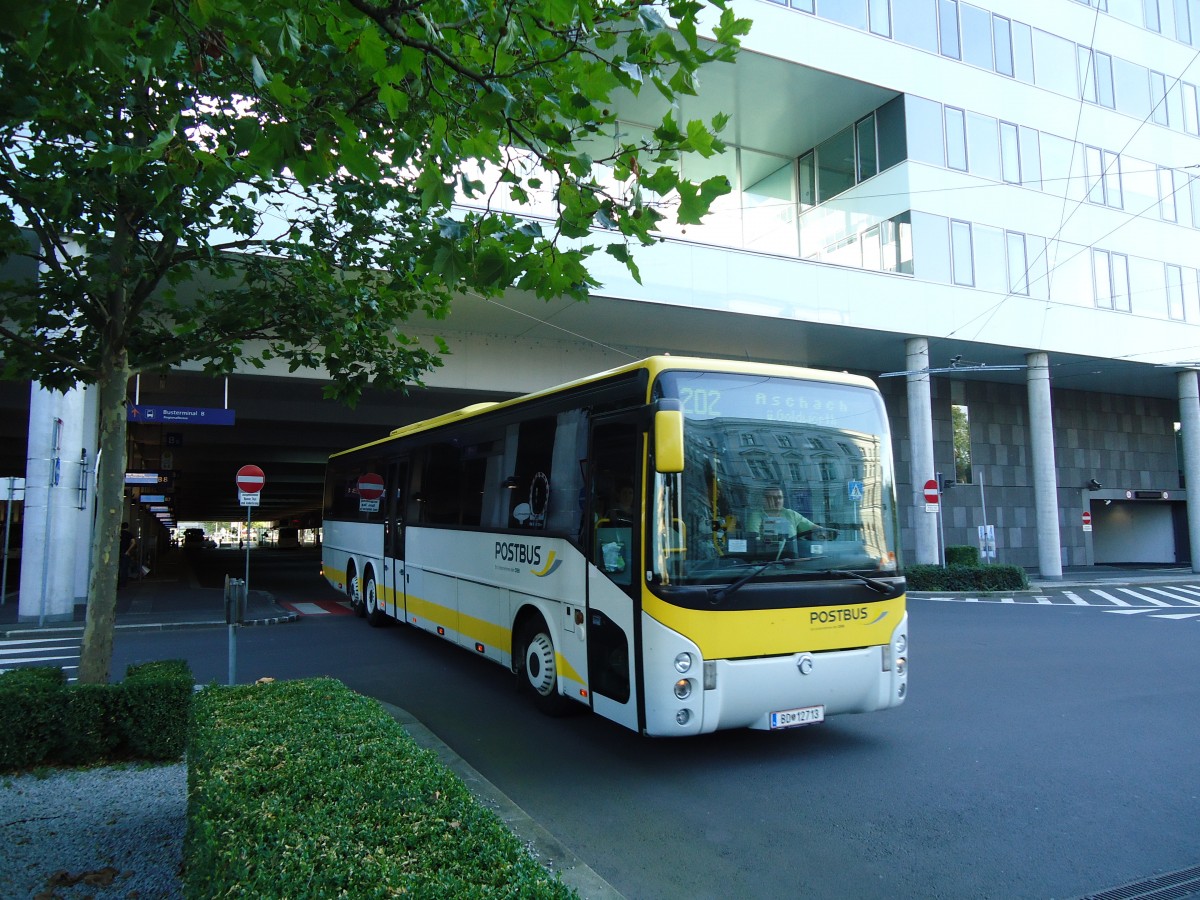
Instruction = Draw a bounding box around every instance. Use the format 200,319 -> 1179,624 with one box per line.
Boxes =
494,541 -> 561,576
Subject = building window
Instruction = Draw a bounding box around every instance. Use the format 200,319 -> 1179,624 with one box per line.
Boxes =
1006,231 -> 1029,295
1177,0 -> 1193,43
993,15 -> 1014,77
999,122 -> 1020,183
1184,83 -> 1199,134
1084,146 -> 1106,204
741,433 -> 758,447
1160,166 -> 1178,221
1166,264 -> 1186,319
961,3 -> 993,69
816,126 -> 856,202
951,220 -> 974,286
952,402 -> 972,484
1083,147 -> 1124,209
856,113 -> 879,182
1093,249 -> 1131,311
945,106 -> 968,171
799,151 -> 816,211
1145,0 -> 1162,31
868,0 -> 891,36
1104,151 -> 1123,208
1151,71 -> 1169,125
939,0 -> 961,60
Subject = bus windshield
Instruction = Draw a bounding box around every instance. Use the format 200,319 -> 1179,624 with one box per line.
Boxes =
651,370 -> 900,587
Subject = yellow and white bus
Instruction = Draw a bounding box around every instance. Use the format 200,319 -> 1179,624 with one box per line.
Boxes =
321,356 -> 907,736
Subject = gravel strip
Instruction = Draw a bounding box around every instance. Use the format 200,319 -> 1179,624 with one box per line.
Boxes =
0,762 -> 186,899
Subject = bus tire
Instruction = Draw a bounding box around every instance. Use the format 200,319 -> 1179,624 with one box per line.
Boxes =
347,566 -> 365,617
364,572 -> 387,627
517,620 -> 573,716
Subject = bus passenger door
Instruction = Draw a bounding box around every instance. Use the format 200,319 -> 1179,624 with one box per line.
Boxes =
385,460 -> 408,619
587,417 -> 642,733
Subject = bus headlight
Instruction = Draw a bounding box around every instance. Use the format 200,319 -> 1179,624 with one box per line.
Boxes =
676,709 -> 692,726
896,657 -> 907,676
895,633 -> 907,655
674,652 -> 693,674
674,679 -> 693,700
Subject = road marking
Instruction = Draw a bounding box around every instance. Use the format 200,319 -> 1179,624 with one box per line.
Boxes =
1087,590 -> 1130,606
1035,597 -> 1052,604
1116,588 -> 1171,606
281,600 -> 354,616
1152,613 -> 1200,620
1144,587 -> 1200,606
1065,591 -> 1092,606
0,653 -> 79,665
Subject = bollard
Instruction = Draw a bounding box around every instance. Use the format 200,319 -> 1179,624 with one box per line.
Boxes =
224,576 -> 246,685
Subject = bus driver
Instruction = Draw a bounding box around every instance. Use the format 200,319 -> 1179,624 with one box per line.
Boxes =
746,487 -> 821,544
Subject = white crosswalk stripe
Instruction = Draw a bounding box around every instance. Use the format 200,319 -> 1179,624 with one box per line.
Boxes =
916,582 -> 1200,623
0,637 -> 81,680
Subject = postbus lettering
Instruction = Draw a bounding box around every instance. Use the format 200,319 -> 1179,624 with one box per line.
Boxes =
494,541 -> 543,567
810,606 -> 869,624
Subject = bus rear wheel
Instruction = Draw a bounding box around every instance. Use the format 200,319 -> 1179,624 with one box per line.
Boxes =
364,573 -> 387,627
347,568 -> 365,617
517,621 -> 573,716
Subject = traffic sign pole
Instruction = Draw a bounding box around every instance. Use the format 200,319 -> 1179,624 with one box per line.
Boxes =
233,465 -> 265,684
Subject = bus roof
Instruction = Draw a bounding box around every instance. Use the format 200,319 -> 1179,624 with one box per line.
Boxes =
331,355 -> 879,459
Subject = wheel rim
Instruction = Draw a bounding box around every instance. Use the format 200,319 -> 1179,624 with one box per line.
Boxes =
348,572 -> 360,607
524,632 -> 556,697
365,578 -> 378,615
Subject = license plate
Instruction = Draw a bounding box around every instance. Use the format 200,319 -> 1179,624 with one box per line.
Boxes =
769,705 -> 825,729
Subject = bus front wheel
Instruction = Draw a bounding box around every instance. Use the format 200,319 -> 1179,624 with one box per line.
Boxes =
517,621 -> 573,716
364,573 -> 387,628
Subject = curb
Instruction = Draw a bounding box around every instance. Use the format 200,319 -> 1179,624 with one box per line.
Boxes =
378,701 -> 625,900
0,610 -> 299,642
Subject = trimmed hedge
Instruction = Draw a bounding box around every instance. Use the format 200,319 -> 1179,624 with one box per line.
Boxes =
186,678 -> 576,899
906,563 -> 1030,592
0,659 -> 192,771
945,545 -> 979,566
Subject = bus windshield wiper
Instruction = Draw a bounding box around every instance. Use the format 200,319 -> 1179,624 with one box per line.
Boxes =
814,569 -> 896,595
708,559 -> 798,605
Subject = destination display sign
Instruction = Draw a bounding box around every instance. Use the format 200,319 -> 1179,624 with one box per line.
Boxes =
127,404 -> 235,425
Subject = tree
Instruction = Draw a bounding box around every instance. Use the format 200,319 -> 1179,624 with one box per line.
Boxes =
0,0 -> 748,682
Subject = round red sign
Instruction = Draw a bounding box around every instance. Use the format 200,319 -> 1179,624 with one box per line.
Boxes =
235,464 -> 265,493
358,472 -> 385,500
923,479 -> 939,504
1082,511 -> 1092,525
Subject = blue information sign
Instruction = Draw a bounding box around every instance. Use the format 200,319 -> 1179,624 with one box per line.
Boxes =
127,405 -> 235,425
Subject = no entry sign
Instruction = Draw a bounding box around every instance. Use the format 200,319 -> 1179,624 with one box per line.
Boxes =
358,472 -> 384,500
236,465 -> 265,493
1082,511 -> 1092,532
358,471 -> 384,512
923,479 -> 939,512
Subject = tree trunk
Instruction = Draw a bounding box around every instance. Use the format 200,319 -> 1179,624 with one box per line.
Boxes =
77,355 -> 130,684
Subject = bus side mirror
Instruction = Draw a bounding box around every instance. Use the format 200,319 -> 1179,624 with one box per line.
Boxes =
654,401 -> 684,473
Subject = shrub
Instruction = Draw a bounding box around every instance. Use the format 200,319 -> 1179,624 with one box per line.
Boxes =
121,659 -> 193,759
186,678 -> 576,899
906,563 -> 1029,592
0,667 -> 67,770
945,545 -> 979,566
0,660 -> 192,772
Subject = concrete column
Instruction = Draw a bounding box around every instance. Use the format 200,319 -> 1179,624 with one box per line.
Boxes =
1177,370 -> 1200,572
19,383 -> 96,624
905,337 -> 938,565
1026,352 -> 1062,579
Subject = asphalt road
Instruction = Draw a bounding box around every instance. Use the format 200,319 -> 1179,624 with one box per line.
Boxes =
104,552 -> 1200,900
